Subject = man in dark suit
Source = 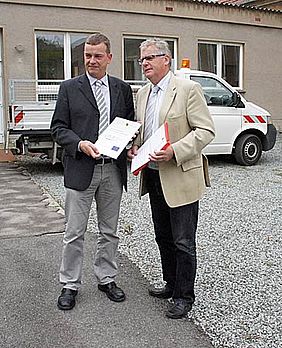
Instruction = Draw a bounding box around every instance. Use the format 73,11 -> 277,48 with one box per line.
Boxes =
51,33 -> 134,310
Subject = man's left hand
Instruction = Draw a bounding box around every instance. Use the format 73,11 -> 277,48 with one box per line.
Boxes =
149,145 -> 174,162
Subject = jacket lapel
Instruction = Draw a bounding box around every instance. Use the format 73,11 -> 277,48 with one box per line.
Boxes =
159,75 -> 176,126
78,74 -> 98,110
138,84 -> 151,139
108,76 -> 118,121
139,84 -> 151,121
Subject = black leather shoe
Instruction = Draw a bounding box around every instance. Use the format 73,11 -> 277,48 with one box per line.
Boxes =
165,298 -> 192,319
148,284 -> 173,299
98,282 -> 125,302
57,288 -> 78,310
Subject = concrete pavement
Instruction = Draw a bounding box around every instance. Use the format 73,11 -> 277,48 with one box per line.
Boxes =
0,160 -> 213,348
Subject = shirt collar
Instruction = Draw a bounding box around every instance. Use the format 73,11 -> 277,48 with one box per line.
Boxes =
152,71 -> 172,92
86,72 -> 109,87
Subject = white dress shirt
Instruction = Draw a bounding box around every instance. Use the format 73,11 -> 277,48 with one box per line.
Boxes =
78,73 -> 111,152
87,72 -> 111,121
147,71 -> 172,170
150,71 -> 172,134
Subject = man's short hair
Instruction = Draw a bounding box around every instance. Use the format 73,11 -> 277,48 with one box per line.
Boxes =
140,38 -> 172,58
85,33 -> 111,53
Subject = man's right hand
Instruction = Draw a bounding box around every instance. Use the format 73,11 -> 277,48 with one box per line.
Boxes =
79,140 -> 101,158
127,144 -> 139,160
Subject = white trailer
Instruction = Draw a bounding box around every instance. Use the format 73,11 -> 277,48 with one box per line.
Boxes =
7,79 -> 61,162
6,79 -> 141,163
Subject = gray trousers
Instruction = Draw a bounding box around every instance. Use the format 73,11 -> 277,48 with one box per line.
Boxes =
59,163 -> 123,291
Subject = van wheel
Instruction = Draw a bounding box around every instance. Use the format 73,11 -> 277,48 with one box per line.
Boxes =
234,134 -> 262,165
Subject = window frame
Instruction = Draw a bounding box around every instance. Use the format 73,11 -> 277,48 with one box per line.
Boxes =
35,30 -> 89,81
198,41 -> 244,90
34,30 -> 89,101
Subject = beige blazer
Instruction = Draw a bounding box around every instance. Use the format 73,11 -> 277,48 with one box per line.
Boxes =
135,73 -> 216,208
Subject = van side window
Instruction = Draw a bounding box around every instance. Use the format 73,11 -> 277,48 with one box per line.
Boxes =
191,76 -> 234,107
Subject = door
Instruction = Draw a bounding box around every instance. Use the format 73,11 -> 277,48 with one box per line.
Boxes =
0,31 -> 3,144
190,75 -> 243,155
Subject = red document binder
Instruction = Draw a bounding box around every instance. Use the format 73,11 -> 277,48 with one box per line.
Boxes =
131,122 -> 170,176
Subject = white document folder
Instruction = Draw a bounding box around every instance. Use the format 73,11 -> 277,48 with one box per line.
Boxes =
95,117 -> 141,159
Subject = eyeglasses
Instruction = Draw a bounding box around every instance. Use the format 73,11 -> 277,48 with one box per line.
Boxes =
137,54 -> 166,65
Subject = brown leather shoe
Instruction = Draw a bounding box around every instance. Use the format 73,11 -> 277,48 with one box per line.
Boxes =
148,284 -> 173,299
98,282 -> 125,302
57,288 -> 78,310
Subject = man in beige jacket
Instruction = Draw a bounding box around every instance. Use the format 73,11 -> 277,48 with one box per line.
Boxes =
127,38 -> 215,319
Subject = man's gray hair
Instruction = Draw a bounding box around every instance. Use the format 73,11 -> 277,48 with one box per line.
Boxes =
140,38 -> 172,58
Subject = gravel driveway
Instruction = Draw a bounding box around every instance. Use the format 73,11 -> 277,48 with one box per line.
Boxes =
17,134 -> 282,348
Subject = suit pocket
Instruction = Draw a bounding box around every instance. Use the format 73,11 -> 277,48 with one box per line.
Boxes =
181,156 -> 201,172
168,112 -> 186,120
167,115 -> 189,142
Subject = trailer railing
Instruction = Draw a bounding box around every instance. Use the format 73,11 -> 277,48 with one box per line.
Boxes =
9,80 -> 63,104
9,79 -> 148,104
6,78 -> 148,160
8,78 -> 148,105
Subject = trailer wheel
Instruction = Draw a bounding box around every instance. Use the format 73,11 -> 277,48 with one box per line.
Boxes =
234,134 -> 262,166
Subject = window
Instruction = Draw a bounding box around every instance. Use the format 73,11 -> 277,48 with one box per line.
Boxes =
36,31 -> 88,80
70,34 -> 87,77
191,75 -> 234,107
35,31 -> 88,101
198,42 -> 243,89
36,33 -> 64,80
123,36 -> 177,83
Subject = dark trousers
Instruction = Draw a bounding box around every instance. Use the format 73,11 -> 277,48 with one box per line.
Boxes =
145,168 -> 199,303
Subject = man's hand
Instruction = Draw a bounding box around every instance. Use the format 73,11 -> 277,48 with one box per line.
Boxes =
79,140 -> 100,159
130,129 -> 140,142
130,121 -> 142,142
127,144 -> 139,160
149,145 -> 174,162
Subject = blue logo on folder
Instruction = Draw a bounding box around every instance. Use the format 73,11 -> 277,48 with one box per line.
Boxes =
112,146 -> 120,152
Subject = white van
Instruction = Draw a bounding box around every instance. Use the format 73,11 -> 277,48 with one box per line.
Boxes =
175,64 -> 277,165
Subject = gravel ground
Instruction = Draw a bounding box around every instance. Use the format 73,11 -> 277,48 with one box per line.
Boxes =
17,134 -> 282,348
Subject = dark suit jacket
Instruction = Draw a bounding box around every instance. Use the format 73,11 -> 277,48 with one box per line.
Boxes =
50,74 -> 134,191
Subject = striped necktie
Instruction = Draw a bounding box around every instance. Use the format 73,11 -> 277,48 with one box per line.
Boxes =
144,85 -> 160,142
94,80 -> 109,136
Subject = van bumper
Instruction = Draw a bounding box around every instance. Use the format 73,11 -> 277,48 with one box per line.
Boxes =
262,124 -> 277,151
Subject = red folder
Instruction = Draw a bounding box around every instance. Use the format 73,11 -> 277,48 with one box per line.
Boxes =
131,122 -> 170,176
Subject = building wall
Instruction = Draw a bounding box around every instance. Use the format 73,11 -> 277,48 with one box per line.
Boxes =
0,0 -> 281,131
0,29 -> 3,143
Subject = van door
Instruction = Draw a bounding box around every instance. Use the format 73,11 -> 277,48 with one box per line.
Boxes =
190,75 -> 243,155
0,31 -> 3,144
